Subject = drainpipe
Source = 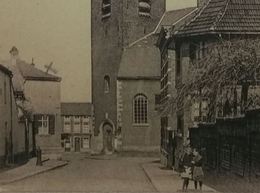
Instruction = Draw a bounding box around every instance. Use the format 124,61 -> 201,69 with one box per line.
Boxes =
9,75 -> 14,164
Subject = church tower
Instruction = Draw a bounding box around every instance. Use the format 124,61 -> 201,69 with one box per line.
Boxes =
91,0 -> 165,153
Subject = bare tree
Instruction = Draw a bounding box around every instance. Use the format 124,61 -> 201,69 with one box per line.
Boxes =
161,38 -> 260,121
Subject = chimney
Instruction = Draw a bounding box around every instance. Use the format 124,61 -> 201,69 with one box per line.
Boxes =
9,46 -> 19,66
197,0 -> 209,8
31,58 -> 35,66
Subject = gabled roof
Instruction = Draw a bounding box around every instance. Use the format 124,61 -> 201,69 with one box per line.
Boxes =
154,7 -> 197,34
118,7 -> 197,80
1,59 -> 61,82
177,0 -> 260,36
128,7 -> 197,48
61,103 -> 92,116
16,60 -> 61,82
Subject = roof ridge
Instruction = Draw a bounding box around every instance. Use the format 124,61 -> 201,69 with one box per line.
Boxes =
125,32 -> 154,49
126,7 -> 198,49
171,8 -> 198,27
212,0 -> 230,31
18,59 -> 60,79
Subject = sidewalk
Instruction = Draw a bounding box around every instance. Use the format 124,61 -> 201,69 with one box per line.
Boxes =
0,158 -> 68,185
142,162 -> 219,193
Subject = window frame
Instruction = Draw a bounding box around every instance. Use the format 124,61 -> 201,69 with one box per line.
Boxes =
101,0 -> 111,20
138,0 -> 151,17
38,115 -> 49,135
133,94 -> 148,125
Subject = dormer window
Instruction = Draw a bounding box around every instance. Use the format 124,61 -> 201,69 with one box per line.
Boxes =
102,0 -> 111,20
138,0 -> 151,17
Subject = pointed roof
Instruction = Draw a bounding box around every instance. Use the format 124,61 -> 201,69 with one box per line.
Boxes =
1,59 -> 61,82
177,0 -> 260,36
118,34 -> 161,80
16,59 -> 61,81
119,7 -> 198,80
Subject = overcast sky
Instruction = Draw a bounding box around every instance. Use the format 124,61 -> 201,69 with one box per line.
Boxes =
0,0 -> 196,102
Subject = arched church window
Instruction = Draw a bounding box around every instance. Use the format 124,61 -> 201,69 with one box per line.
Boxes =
104,75 -> 110,93
102,0 -> 111,19
133,94 -> 148,124
138,0 -> 151,17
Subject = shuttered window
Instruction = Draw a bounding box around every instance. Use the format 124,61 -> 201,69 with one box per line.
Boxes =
34,114 -> 55,135
49,115 -> 55,135
139,0 -> 151,17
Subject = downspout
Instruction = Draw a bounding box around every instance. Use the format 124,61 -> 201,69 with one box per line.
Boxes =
9,75 -> 14,163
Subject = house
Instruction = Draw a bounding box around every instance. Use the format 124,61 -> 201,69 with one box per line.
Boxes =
91,0 -> 166,153
2,47 -> 62,156
156,7 -> 197,168
61,103 -> 94,152
0,64 -> 30,167
158,0 -> 260,170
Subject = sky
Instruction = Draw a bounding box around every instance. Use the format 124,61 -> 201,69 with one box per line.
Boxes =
0,0 -> 196,103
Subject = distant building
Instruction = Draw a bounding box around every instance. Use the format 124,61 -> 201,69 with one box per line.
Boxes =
61,103 -> 94,152
2,47 -> 62,156
0,64 -> 30,167
91,0 -> 166,153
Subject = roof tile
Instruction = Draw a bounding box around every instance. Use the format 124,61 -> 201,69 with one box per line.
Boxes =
177,0 -> 260,36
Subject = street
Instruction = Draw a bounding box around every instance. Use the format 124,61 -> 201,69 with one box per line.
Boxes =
1,153 -> 260,193
1,154 -> 158,192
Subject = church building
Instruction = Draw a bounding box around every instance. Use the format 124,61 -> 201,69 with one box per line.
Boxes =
91,0 -> 166,153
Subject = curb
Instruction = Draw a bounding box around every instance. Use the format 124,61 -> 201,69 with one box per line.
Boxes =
141,163 -> 219,193
141,164 -> 159,192
0,161 -> 68,185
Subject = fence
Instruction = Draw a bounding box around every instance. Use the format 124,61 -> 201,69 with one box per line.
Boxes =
189,109 -> 260,178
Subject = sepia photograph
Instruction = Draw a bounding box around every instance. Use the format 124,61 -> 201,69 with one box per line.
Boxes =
0,0 -> 259,192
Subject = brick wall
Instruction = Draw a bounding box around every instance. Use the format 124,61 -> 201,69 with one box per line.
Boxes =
118,79 -> 160,151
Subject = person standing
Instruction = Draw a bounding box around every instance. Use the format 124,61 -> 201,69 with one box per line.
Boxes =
180,146 -> 193,192
192,148 -> 204,190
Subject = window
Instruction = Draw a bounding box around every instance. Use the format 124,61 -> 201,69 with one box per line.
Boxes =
189,42 -> 206,65
73,116 -> 81,133
82,116 -> 90,133
63,116 -> 71,133
192,99 -> 209,122
104,75 -> 110,93
133,94 -> 148,124
138,0 -> 151,17
177,114 -> 184,136
102,0 -> 111,19
82,137 -> 90,149
34,114 -> 55,135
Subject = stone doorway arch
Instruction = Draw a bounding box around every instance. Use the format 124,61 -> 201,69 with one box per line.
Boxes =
103,122 -> 113,154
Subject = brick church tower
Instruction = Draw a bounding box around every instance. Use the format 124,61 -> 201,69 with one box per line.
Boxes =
91,0 -> 165,153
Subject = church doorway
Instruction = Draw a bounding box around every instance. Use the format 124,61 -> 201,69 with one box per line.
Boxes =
103,123 -> 113,154
74,137 -> 81,152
